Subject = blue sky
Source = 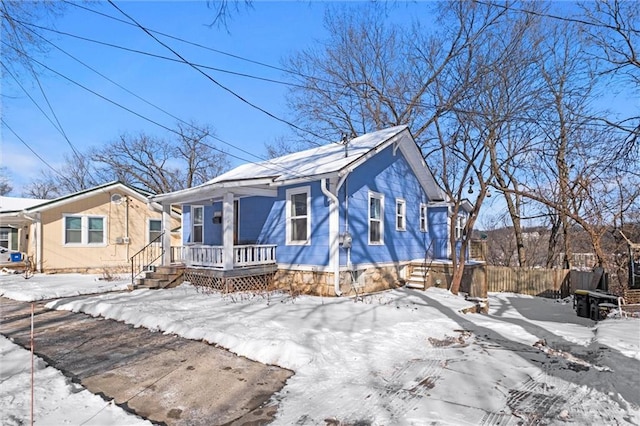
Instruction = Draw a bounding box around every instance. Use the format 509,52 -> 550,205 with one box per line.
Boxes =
2,1 -> 335,195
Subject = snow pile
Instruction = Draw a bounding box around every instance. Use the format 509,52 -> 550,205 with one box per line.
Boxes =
0,273 -> 129,301
1,273 -> 639,425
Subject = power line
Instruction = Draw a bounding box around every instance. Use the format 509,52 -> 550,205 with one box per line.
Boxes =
107,0 -> 328,145
14,18 -> 309,90
0,119 -> 66,179
1,40 -> 333,185
11,21 -> 281,166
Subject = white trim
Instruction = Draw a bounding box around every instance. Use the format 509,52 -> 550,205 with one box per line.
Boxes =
62,214 -> 107,247
285,186 -> 311,246
368,191 -> 384,245
395,198 -> 406,231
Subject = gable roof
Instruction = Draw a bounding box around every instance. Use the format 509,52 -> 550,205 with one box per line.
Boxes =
152,126 -> 445,204
16,181 -> 154,214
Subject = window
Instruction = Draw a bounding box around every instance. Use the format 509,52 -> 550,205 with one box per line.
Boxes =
455,215 -> 466,240
286,186 -> 310,245
369,192 -> 384,244
0,227 -> 9,249
65,216 -> 82,244
192,206 -> 203,244
149,219 -> 162,243
63,215 -> 105,245
420,203 -> 428,232
396,199 -> 406,231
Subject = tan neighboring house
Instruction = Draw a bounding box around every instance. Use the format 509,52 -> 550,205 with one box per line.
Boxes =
0,181 -> 180,274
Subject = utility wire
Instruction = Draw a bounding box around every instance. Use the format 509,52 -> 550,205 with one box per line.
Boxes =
14,18 -> 309,90
1,119 -> 66,179
14,6 -> 623,132
107,0 -> 327,145
1,40 -> 337,184
11,20 -> 279,166
62,0 -> 323,83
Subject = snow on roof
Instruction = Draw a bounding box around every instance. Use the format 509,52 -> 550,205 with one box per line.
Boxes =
0,196 -> 49,212
210,125 -> 409,184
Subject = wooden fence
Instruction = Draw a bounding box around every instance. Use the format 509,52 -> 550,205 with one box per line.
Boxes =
487,266 -> 600,299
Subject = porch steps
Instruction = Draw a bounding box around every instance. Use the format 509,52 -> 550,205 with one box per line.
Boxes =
136,265 -> 185,289
406,266 -> 430,290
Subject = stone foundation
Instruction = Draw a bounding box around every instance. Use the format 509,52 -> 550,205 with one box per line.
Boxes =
272,264 -> 406,297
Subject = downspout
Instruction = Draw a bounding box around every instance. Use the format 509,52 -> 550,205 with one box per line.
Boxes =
320,178 -> 341,296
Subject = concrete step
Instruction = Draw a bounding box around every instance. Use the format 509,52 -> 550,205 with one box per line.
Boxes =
405,281 -> 425,290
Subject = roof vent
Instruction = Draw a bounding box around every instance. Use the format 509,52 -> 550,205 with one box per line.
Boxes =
111,194 -> 123,205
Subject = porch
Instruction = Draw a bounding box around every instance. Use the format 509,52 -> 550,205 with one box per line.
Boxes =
170,244 -> 278,293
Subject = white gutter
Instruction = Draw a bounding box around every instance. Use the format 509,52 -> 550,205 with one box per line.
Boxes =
320,178 -> 342,296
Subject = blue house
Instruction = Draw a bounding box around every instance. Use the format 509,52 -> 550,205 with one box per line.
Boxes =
151,126 -> 467,296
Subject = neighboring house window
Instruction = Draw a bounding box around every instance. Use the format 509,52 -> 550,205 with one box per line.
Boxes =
369,192 -> 384,244
420,203 -> 428,232
192,206 -> 204,244
286,186 -> 310,245
396,199 -> 406,231
64,215 -> 106,245
0,227 -> 9,249
455,215 -> 466,240
65,216 -> 82,244
149,219 -> 162,243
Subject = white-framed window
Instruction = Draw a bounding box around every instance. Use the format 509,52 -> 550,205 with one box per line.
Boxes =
148,219 -> 162,244
191,206 -> 204,244
396,198 -> 406,231
0,227 -> 10,249
369,191 -> 384,245
63,215 -> 106,246
420,203 -> 428,232
455,215 -> 466,240
286,186 -> 311,245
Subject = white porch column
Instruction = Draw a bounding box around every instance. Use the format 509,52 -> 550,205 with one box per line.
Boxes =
162,203 -> 172,266
222,192 -> 234,271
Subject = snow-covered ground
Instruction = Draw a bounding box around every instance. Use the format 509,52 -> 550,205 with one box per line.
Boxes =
1,273 -> 639,425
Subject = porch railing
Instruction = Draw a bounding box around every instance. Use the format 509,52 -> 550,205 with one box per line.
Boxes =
173,244 -> 276,269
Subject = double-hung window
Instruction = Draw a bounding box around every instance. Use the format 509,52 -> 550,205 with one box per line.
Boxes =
396,198 -> 406,231
149,219 -> 162,244
420,203 -> 428,232
63,215 -> 106,245
286,186 -> 310,245
191,206 -> 204,244
369,192 -> 384,244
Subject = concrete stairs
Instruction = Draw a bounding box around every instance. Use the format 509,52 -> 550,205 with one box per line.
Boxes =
406,265 -> 430,290
136,265 -> 185,289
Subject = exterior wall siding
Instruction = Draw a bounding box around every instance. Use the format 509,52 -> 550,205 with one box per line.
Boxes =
341,144 -> 438,266
39,190 -> 177,273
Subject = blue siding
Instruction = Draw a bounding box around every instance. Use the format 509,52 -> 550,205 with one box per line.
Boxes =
180,143 -> 451,267
239,197 -> 275,244
428,206 -> 449,259
339,144 -> 446,265
258,182 -> 330,266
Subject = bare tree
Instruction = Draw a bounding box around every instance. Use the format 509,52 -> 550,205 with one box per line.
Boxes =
580,0 -> 640,162
92,123 -> 229,194
0,166 -> 13,195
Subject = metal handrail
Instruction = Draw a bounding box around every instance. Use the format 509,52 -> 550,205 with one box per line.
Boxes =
130,232 -> 164,285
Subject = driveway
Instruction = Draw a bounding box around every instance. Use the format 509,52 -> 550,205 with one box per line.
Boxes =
0,297 -> 293,425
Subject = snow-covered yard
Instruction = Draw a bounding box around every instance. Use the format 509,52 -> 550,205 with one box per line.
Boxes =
1,273 -> 639,425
